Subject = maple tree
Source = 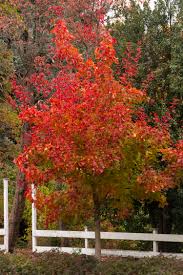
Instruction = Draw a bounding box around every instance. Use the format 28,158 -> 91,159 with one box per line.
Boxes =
14,18 -> 181,258
162,140 -> 183,183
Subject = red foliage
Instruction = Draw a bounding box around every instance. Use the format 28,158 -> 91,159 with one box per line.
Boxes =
14,19 -> 181,225
120,42 -> 141,86
16,20 -> 146,181
162,140 -> 183,180
2,0 -> 113,110
137,169 -> 175,193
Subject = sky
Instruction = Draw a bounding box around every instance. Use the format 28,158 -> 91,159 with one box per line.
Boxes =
138,0 -> 155,10
108,0 -> 155,22
149,0 -> 155,9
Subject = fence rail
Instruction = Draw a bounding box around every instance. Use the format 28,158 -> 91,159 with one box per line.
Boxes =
0,229 -> 5,235
34,246 -> 183,259
0,179 -> 9,253
32,227 -> 183,258
32,228 -> 183,258
34,229 -> 183,243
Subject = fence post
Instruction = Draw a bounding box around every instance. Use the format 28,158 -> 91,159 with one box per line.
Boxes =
3,178 -> 9,253
84,226 -> 88,253
32,184 -> 37,252
153,228 -> 158,253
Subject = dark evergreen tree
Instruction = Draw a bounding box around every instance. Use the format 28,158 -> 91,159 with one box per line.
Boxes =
110,0 -> 183,252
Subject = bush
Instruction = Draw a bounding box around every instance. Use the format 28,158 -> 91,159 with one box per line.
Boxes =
0,251 -> 183,274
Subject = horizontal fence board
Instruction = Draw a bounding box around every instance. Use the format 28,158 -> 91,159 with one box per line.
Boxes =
161,253 -> 183,259
0,229 -> 4,236
35,246 -> 158,257
35,230 -> 95,239
35,246 -> 155,257
35,246 -> 90,255
101,232 -> 183,242
0,245 -> 5,251
34,246 -> 183,258
35,230 -> 183,243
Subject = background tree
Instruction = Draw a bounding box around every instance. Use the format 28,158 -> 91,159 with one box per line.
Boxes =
0,0 -> 63,251
110,0 -> 183,251
0,37 -> 20,227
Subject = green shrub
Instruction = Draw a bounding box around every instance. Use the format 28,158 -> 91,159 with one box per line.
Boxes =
0,252 -> 183,274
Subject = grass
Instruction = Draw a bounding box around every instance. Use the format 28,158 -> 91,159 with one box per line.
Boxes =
0,250 -> 183,274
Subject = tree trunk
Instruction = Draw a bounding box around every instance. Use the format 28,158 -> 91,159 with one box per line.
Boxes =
158,206 -> 172,252
9,172 -> 26,252
59,220 -> 69,247
9,123 -> 30,252
93,189 -> 101,259
94,214 -> 101,259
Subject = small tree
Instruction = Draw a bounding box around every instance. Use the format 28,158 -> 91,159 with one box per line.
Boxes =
16,20 -> 177,258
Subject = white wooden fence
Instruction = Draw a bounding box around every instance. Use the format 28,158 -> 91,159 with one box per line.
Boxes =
0,179 -> 9,253
32,185 -> 183,258
2,180 -> 183,257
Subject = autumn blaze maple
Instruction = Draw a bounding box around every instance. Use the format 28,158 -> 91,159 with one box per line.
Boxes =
16,20 -> 177,258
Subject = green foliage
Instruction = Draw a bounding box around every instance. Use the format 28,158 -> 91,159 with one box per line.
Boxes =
0,1 -> 19,17
0,28 -> 19,181
109,0 -> 183,243
0,103 -> 20,180
0,103 -> 20,227
0,41 -> 14,96
111,0 -> 183,138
